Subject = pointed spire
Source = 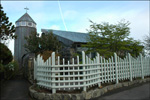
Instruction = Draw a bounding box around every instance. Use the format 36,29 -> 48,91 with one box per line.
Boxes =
16,13 -> 36,24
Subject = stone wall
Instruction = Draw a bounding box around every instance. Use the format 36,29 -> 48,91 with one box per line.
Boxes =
29,78 -> 150,100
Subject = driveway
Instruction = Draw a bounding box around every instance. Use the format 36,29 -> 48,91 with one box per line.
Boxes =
1,77 -> 149,100
0,77 -> 32,100
93,82 -> 150,100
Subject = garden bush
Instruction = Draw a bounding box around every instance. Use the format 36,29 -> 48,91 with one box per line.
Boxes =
0,43 -> 13,65
3,60 -> 19,80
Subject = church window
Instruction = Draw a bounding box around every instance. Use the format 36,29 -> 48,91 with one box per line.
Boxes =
28,22 -> 32,27
33,24 -> 36,28
16,22 -> 20,27
22,22 -> 26,26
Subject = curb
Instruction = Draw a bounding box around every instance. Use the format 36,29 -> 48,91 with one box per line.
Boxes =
29,78 -> 150,100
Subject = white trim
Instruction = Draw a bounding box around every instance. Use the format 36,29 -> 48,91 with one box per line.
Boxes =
16,21 -> 36,28
21,21 -> 26,26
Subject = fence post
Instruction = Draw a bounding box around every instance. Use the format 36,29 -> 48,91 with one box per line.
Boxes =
114,53 -> 119,84
100,56 -> 103,83
128,53 -> 132,81
111,56 -> 115,81
34,58 -> 37,80
140,54 -> 144,79
97,53 -> 101,87
82,51 -> 86,92
52,52 -> 56,93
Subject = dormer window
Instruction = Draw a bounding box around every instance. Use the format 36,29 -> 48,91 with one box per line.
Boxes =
28,22 -> 32,26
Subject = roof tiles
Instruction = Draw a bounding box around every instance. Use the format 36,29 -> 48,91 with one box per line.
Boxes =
41,29 -> 89,43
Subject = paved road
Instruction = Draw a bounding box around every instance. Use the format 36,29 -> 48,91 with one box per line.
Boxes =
0,77 -> 32,100
1,77 -> 150,100
94,82 -> 150,100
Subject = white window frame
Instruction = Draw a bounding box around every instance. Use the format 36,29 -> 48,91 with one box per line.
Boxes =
22,21 -> 26,26
16,21 -> 36,28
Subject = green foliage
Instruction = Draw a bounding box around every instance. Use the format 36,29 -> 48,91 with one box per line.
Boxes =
0,63 -> 4,73
129,40 -> 144,57
83,19 -> 143,58
24,32 -> 40,55
0,4 -> 16,41
0,43 -> 13,65
24,31 -> 61,56
0,60 -> 19,80
3,60 -> 19,80
40,31 -> 61,52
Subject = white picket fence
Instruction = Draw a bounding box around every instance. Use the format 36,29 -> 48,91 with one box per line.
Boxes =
34,51 -> 150,93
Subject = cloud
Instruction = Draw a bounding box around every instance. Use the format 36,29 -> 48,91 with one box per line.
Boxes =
69,8 -> 149,41
2,1 -> 149,54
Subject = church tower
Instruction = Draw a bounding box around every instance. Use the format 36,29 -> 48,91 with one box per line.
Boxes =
14,12 -> 37,67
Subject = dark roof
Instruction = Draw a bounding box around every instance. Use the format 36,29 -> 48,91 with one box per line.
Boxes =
41,29 -> 89,43
16,13 -> 36,24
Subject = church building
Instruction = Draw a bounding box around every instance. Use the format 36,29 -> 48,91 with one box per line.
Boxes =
14,12 -> 89,67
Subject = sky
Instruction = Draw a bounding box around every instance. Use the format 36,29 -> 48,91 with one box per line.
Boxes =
1,0 -> 149,55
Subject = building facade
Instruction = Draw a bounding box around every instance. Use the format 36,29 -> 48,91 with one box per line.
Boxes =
41,29 -> 90,61
14,13 -> 90,67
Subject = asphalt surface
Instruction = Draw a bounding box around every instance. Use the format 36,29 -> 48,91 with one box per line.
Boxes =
0,77 -> 150,100
93,82 -> 150,100
0,76 -> 32,100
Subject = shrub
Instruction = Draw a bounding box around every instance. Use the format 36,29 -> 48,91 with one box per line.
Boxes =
0,63 -> 4,73
0,43 -> 13,65
0,63 -> 5,80
4,60 -> 19,80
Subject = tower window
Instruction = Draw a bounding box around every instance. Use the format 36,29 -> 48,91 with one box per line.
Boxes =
16,22 -> 20,27
28,22 -> 32,26
22,22 -> 26,26
33,24 -> 35,27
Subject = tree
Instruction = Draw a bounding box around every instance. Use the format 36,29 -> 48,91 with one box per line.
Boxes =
0,4 -> 16,42
0,5 -> 18,80
24,32 -> 40,55
83,19 -> 143,58
24,31 -> 61,56
0,43 -> 13,65
40,32 -> 61,53
143,33 -> 150,56
0,43 -> 19,80
129,40 -> 144,57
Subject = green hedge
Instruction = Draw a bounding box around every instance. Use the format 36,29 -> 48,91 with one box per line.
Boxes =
0,60 -> 19,80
